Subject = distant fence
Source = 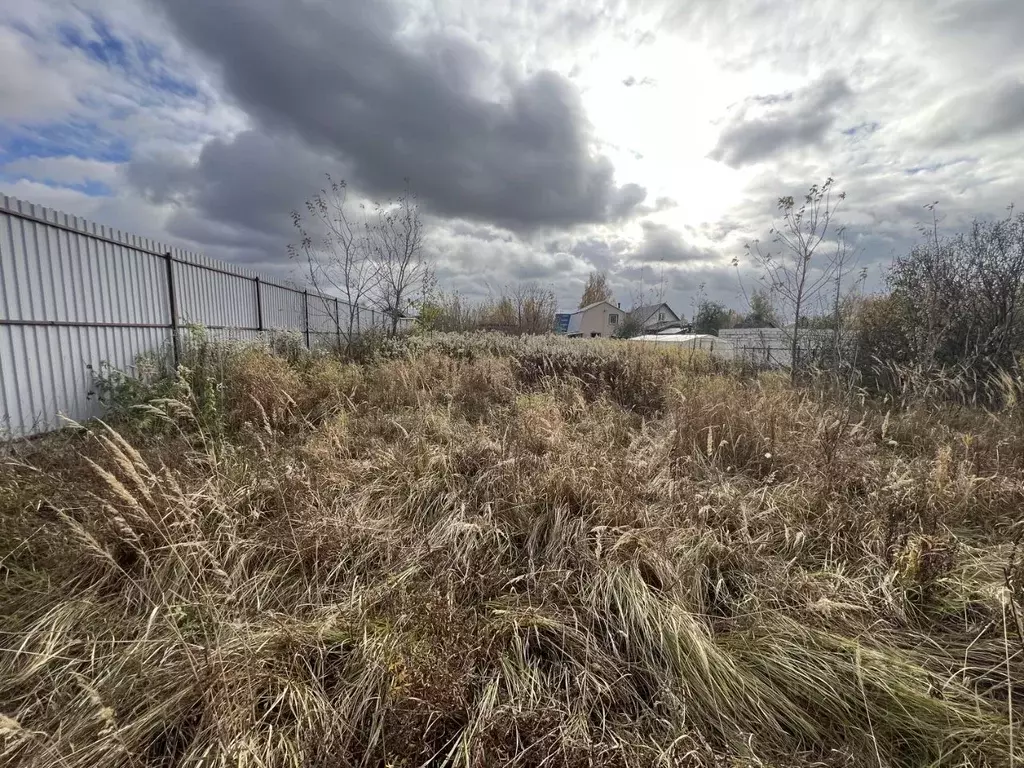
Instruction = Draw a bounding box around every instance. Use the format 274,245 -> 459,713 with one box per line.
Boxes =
719,328 -> 855,369
1,195 -> 383,438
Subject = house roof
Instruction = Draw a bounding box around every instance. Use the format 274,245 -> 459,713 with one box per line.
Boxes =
629,303 -> 679,325
571,300 -> 620,315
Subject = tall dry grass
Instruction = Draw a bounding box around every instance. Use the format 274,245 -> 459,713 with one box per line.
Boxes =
1,334 -> 1022,767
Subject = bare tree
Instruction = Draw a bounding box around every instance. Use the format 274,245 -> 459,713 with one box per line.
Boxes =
370,185 -> 429,336
747,177 -> 846,380
810,226 -> 864,366
487,294 -> 517,330
289,176 -> 381,352
418,289 -> 481,332
630,261 -> 668,307
511,282 -> 558,334
621,262 -> 671,338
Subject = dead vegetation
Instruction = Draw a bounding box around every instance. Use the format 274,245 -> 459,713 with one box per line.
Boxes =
1,332 -> 1022,767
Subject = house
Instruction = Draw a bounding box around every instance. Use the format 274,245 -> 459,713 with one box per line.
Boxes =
629,303 -> 684,333
560,301 -> 624,338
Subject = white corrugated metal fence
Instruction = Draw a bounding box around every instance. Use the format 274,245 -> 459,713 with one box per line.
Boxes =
0,195 -> 381,438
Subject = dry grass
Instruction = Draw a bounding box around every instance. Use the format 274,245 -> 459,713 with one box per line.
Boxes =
1,333 -> 1023,767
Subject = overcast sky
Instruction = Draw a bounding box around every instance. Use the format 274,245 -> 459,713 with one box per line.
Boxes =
3,0 -> 1023,315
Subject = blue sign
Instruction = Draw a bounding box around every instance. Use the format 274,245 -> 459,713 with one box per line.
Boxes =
554,313 -> 571,334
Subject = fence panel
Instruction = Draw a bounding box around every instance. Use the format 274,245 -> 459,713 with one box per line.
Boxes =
259,282 -> 306,332
175,260 -> 258,330
0,195 -> 375,438
720,328 -> 854,369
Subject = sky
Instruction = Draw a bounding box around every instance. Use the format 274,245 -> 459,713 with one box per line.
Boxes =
3,0 -> 1024,317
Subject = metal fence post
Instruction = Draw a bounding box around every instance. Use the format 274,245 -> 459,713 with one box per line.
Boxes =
254,276 -> 264,334
303,290 -> 310,348
164,252 -> 180,367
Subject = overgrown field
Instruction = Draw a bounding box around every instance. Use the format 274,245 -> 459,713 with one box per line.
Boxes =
1,333 -> 1023,767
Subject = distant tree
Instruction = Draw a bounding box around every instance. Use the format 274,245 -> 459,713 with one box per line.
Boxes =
616,263 -> 671,339
486,296 -> 517,329
511,283 -> 558,335
579,271 -> 613,308
370,184 -> 430,336
747,177 -> 847,380
851,294 -> 915,366
289,175 -> 382,352
416,302 -> 443,332
797,314 -> 837,330
614,312 -> 646,339
887,207 -> 1024,371
736,289 -> 779,328
692,300 -> 733,335
417,290 -> 480,332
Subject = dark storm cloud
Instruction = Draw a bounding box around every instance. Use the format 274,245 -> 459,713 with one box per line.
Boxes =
709,74 -> 853,168
144,0 -> 645,231
125,131 -> 335,263
635,221 -> 716,264
609,183 -> 648,218
568,235 -> 631,272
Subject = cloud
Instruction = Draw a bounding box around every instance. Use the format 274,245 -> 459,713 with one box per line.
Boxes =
608,183 -> 648,219
634,221 -> 718,265
927,78 -> 1024,146
144,0 -> 646,231
426,220 -> 592,307
55,14 -> 199,99
0,25 -> 77,120
709,74 -> 853,168
567,234 -> 632,273
126,130 -> 337,263
1,154 -> 119,195
632,195 -> 677,217
1,4 -> 244,178
4,0 -> 1024,319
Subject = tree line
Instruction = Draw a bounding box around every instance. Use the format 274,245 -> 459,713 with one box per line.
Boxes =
291,174 -> 1024,382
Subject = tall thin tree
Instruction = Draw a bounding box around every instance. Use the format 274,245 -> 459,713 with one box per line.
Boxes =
370,184 -> 428,337
748,177 -> 846,381
289,175 -> 381,352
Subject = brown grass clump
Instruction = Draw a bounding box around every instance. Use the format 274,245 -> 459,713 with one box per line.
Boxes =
222,347 -> 306,430
1,334 -> 1023,767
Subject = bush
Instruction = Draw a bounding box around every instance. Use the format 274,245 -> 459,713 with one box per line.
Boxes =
861,210 -> 1024,377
